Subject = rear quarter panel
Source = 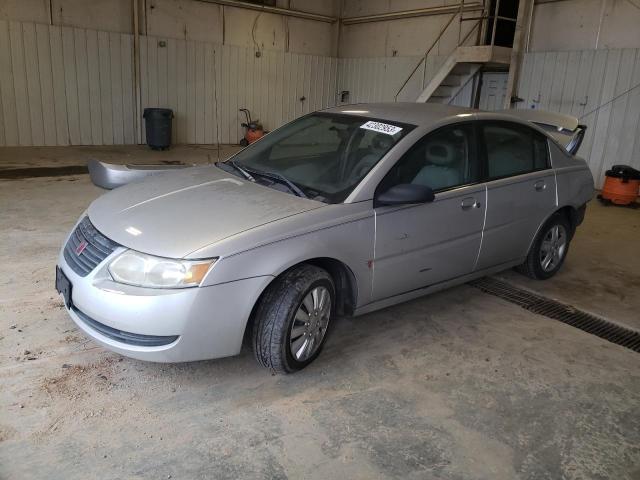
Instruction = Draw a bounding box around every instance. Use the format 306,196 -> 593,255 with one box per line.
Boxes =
551,142 -> 595,208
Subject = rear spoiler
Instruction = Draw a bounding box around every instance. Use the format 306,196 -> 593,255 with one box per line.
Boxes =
88,158 -> 194,189
496,109 -> 586,155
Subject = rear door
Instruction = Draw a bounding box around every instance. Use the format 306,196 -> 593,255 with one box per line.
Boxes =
475,121 -> 557,270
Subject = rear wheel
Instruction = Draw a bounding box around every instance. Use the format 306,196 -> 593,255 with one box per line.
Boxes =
517,213 -> 572,280
252,265 -> 334,374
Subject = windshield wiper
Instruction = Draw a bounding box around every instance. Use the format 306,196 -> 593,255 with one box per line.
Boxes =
242,167 -> 308,198
218,159 -> 255,182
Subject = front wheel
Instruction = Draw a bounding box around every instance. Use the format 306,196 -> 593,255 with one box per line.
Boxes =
252,265 -> 334,374
517,213 -> 572,280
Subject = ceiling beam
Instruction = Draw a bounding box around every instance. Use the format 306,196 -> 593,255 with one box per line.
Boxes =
193,0 -> 338,23
341,2 -> 485,25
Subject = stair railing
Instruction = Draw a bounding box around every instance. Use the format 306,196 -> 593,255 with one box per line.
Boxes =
393,0 -> 512,102
393,11 -> 459,102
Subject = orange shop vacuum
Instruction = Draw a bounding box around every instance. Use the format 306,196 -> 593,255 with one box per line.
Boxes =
598,165 -> 640,206
238,108 -> 265,146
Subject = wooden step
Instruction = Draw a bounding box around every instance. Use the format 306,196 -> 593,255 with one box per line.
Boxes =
456,45 -> 511,65
451,63 -> 478,75
433,85 -> 456,97
440,74 -> 464,87
426,96 -> 449,104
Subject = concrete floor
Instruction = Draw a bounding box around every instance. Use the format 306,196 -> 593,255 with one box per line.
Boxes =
1,146 -> 639,480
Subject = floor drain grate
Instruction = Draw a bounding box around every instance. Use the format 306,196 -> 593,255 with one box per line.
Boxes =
469,277 -> 640,353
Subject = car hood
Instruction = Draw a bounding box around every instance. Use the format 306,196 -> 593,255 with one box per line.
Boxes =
88,165 -> 324,258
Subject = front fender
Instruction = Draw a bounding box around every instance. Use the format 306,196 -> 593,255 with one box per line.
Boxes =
199,213 -> 375,308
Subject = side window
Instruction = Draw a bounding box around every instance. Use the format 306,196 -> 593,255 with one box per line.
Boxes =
483,122 -> 549,180
378,124 -> 480,193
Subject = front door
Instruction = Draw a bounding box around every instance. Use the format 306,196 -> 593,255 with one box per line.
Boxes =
372,123 -> 486,301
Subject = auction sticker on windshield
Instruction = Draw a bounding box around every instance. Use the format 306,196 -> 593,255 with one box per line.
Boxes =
360,121 -> 403,135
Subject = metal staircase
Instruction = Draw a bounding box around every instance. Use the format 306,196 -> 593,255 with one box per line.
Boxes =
395,1 -> 515,105
424,62 -> 482,104
417,45 -> 512,103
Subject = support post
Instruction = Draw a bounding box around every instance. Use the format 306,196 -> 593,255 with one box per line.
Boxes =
502,0 -> 533,109
133,0 -> 142,143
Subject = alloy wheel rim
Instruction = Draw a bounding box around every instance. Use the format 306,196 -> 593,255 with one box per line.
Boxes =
289,286 -> 331,362
539,224 -> 567,272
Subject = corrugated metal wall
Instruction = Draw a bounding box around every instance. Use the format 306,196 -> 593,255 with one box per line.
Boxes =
0,20 -> 337,146
336,55 -> 473,106
338,55 -> 431,103
2,16 -> 639,182
337,49 -> 640,188
138,36 -> 337,145
516,48 -> 640,187
0,20 -> 135,146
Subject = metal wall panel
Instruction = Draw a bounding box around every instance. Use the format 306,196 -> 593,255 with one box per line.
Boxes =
10,21 -> 32,145
338,48 -> 640,189
2,18 -> 639,175
0,20 -> 134,146
137,36 -> 338,145
336,55 -> 473,106
337,55 -> 423,104
516,48 -> 640,187
0,20 -> 338,146
0,21 -> 18,145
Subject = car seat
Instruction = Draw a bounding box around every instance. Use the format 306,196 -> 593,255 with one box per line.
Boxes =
412,140 -> 461,190
348,135 -> 394,180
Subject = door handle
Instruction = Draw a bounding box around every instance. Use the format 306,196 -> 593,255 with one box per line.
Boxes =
461,197 -> 480,210
534,180 -> 546,191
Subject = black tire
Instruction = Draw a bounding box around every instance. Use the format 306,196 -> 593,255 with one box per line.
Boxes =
516,213 -> 573,280
252,264 -> 335,374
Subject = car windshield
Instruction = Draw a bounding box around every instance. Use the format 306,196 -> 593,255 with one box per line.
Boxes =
224,113 -> 414,203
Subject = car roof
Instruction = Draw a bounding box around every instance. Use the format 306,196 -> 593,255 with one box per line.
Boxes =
322,102 -> 578,132
321,103 -> 579,153
322,103 -> 476,127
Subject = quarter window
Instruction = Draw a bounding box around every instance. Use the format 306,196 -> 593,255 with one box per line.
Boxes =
378,124 -> 480,194
482,122 -> 549,180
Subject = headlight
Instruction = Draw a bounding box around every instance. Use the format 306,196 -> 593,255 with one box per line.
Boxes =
108,250 -> 217,288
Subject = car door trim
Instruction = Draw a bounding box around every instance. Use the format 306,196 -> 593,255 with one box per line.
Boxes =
472,186 -> 488,271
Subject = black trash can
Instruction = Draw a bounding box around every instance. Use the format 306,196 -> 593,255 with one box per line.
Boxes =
143,108 -> 173,150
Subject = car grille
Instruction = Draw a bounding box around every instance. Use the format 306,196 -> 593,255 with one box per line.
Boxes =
63,216 -> 120,276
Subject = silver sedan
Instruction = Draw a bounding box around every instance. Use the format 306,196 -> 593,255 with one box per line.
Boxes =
56,103 -> 594,373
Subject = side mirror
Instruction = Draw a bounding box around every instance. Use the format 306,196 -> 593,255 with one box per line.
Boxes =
374,184 -> 435,207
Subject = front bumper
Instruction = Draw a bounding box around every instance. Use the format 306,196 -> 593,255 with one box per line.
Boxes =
57,249 -> 273,362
